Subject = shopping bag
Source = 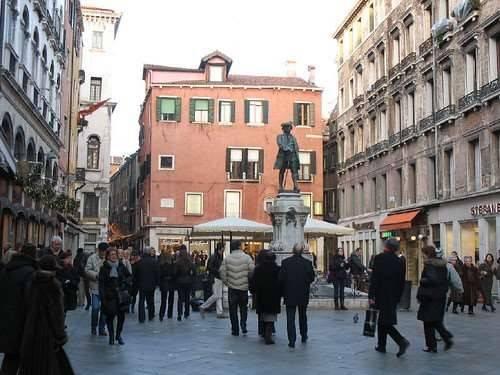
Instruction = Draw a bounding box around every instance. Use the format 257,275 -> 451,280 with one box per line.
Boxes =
363,308 -> 378,337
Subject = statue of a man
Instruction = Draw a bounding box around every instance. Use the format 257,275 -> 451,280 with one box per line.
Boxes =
274,121 -> 300,193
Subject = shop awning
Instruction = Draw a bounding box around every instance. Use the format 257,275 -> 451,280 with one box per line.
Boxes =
380,210 -> 421,231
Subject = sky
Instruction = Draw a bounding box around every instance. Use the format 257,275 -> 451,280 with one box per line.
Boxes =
81,0 -> 355,156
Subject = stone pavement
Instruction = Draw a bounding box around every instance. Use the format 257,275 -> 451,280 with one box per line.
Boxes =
58,300 -> 500,375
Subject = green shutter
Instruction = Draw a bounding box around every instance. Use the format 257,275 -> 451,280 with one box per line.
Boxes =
208,99 -> 215,123
244,100 -> 250,123
309,103 -> 315,127
293,103 -> 299,126
262,100 -> 269,124
156,97 -> 162,121
230,101 -> 235,123
310,151 -> 317,175
175,97 -> 181,122
225,148 -> 231,172
189,99 -> 195,123
258,149 -> 264,174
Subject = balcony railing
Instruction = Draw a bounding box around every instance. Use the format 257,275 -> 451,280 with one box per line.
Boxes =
419,114 -> 434,132
419,37 -> 433,56
401,125 -> 417,140
353,94 -> 365,108
389,64 -> 401,80
374,76 -> 387,91
367,140 -> 389,158
389,132 -> 401,147
458,90 -> 481,112
401,52 -> 416,70
435,104 -> 456,124
480,78 -> 500,102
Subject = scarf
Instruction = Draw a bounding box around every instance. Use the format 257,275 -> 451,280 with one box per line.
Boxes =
108,260 -> 119,278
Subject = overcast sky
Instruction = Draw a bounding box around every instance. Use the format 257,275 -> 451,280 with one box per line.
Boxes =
81,0 -> 355,156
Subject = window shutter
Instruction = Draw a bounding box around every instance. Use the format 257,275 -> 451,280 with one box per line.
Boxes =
244,100 -> 250,123
293,103 -> 299,126
242,148 -> 249,176
310,151 -> 317,175
175,97 -> 182,122
156,97 -> 162,121
309,103 -> 315,127
218,100 -> 222,122
262,100 -> 269,124
230,101 -> 235,123
225,148 -> 231,172
258,149 -> 264,174
189,99 -> 195,123
208,99 -> 215,123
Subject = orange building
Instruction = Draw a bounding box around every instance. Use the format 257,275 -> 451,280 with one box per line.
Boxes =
138,51 -> 324,259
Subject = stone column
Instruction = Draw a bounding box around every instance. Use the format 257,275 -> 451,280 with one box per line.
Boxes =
452,221 -> 461,257
440,223 -> 448,255
478,218 -> 489,262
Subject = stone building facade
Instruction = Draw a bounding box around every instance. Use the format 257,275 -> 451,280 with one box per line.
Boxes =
333,0 -> 500,283
76,6 -> 121,252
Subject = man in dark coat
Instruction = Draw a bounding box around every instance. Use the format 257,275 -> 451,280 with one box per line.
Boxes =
0,244 -> 38,375
368,238 -> 410,357
134,246 -> 160,323
279,243 -> 315,348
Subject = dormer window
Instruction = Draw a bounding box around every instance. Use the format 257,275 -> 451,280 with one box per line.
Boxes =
209,65 -> 224,82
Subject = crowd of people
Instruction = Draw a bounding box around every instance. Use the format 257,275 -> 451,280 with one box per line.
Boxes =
1,234 -> 500,373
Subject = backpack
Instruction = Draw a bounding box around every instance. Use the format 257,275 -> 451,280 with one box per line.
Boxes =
0,266 -> 33,353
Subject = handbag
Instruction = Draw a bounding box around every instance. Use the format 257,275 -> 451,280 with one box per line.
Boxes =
363,308 -> 378,337
118,289 -> 131,307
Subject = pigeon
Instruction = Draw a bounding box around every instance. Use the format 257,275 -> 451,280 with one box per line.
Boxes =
353,313 -> 359,324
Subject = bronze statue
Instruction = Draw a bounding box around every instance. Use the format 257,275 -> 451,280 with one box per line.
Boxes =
274,121 -> 300,193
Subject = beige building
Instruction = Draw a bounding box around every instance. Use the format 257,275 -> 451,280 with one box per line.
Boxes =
333,0 -> 500,283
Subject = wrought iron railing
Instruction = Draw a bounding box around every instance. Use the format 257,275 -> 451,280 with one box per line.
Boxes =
458,90 -> 480,111
480,79 -> 500,100
435,104 -> 456,123
389,64 -> 401,80
401,52 -> 416,70
419,37 -> 433,56
374,76 -> 387,91
419,114 -> 434,132
401,125 -> 417,139
353,95 -> 365,107
389,132 -> 401,147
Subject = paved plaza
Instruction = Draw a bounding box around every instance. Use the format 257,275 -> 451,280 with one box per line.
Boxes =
58,299 -> 500,375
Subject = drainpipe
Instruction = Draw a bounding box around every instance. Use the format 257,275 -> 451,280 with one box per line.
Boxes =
0,0 -> 6,70
431,0 -> 440,201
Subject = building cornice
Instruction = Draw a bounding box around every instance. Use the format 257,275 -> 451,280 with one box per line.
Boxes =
150,83 -> 323,92
333,0 -> 369,40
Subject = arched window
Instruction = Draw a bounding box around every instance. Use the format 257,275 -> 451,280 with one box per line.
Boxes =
26,140 -> 36,161
49,61 -> 54,106
32,28 -> 40,82
14,128 -> 26,160
8,0 -> 18,45
45,159 -> 51,180
21,6 -> 30,65
87,135 -> 100,169
52,163 -> 58,186
37,148 -> 45,164
41,46 -> 47,91
1,113 -> 14,149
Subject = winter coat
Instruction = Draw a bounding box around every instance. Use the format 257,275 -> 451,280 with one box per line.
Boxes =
330,254 -> 350,280
206,253 -> 223,281
220,250 -> 254,291
250,261 -> 281,315
417,258 -> 449,322
447,263 -> 464,304
85,253 -> 104,294
57,265 -> 80,312
478,262 -> 496,305
98,261 -> 132,317
174,259 -> 196,287
134,255 -> 160,292
19,270 -> 68,375
0,254 -> 38,355
368,252 -> 405,325
129,261 -> 140,297
349,254 -> 365,275
461,265 -> 480,306
159,258 -> 176,291
279,254 -> 315,307
73,252 -> 89,278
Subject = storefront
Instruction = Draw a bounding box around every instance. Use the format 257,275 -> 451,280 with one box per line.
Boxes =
338,216 -> 381,269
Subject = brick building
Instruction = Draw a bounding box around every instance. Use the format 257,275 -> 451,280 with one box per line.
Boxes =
138,51 -> 324,261
332,0 -> 499,283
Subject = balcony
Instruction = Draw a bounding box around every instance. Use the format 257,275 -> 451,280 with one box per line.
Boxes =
346,152 -> 365,168
374,76 -> 387,92
353,94 -> 365,109
401,125 -> 417,141
458,90 -> 481,113
419,37 -> 433,57
401,52 -> 416,71
389,64 -> 401,81
389,132 -> 401,147
480,78 -> 500,103
419,114 -> 434,132
435,104 -> 457,125
366,140 -> 389,159
336,161 -> 346,174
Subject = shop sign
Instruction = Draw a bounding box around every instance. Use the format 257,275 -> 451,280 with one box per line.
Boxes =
470,202 -> 500,217
352,221 -> 375,230
381,231 -> 396,239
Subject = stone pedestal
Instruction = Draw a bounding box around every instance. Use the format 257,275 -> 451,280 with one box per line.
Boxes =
269,192 -> 310,265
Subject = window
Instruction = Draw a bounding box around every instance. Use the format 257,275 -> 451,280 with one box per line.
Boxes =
369,58 -> 376,84
409,163 -> 416,204
444,148 -> 454,197
350,185 -> 355,216
185,193 -> 203,215
83,193 -> 99,218
493,132 -> 500,180
465,49 -> 478,94
158,97 -> 180,122
350,129 -> 355,156
469,139 -> 481,191
424,8 -> 432,37
209,66 -> 224,82
338,137 -> 345,162
159,155 -> 174,170
298,151 -> 314,181
429,156 -> 436,199
225,190 -> 241,218
85,233 -> 97,243
406,20 -> 415,54
339,189 -> 345,218
369,3 -> 374,32
324,190 -> 335,217
442,67 -> 452,107
372,177 -> 378,211
379,110 -> 387,140
301,193 -> 312,215
89,77 -> 102,101
227,148 -> 263,180
488,37 -> 499,81
294,102 -> 314,126
86,135 -> 100,169
369,115 -> 377,145
357,125 -> 364,152
160,198 -> 174,208
407,91 -> 415,126
245,100 -> 268,124
394,99 -> 401,132
357,70 -> 363,96
381,174 -> 387,210
22,72 -> 29,93
378,49 -> 386,78
356,18 -> 362,46
338,39 -> 344,64
359,182 -> 365,214
190,98 -> 213,123
349,78 -> 354,105
92,31 -> 103,49
396,168 -> 403,207
425,79 -> 434,116
393,35 -> 401,66
219,101 -> 234,123
339,88 -> 345,112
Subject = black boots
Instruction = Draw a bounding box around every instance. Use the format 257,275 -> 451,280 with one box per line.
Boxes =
340,298 -> 348,310
264,323 -> 275,345
334,299 -> 340,310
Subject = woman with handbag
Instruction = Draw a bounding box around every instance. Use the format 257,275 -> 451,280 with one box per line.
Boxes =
99,248 -> 132,345
479,253 -> 497,312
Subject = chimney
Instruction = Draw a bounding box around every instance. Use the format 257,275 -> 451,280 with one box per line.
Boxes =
308,65 -> 316,85
286,60 -> 297,77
